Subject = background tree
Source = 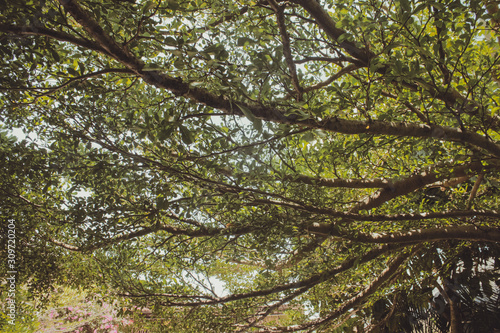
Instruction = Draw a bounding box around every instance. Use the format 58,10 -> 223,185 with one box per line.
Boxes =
1,0 -> 500,331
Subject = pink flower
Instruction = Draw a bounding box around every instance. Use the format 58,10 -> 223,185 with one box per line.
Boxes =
122,319 -> 133,325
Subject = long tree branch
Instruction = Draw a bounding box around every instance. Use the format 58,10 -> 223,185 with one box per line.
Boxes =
54,0 -> 500,158
283,174 -> 392,188
5,4 -> 498,159
284,161 -> 484,192
49,223 -> 255,252
351,161 -> 484,212
309,225 -> 500,244
251,198 -> 500,221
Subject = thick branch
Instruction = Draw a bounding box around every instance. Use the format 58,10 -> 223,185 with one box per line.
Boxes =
434,281 -> 463,333
285,162 -> 484,192
58,0 -> 144,72
352,162 -> 484,212
303,119 -> 500,158
293,0 -> 375,66
309,225 -> 500,244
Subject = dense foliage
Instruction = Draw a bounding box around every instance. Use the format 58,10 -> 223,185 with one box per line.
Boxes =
2,0 -> 500,331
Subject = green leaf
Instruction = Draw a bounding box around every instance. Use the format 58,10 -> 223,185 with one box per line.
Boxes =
78,61 -> 85,74
50,49 -> 60,62
237,37 -> 254,46
164,37 -> 178,46
237,103 -> 257,121
142,0 -> 155,13
68,67 -> 78,76
237,104 -> 262,131
179,125 -> 195,145
400,0 -> 411,12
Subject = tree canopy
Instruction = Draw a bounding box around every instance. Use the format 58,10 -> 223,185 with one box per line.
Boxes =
1,0 -> 500,331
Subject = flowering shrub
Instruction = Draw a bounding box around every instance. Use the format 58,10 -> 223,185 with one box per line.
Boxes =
1,286 -> 165,333
36,287 -> 134,333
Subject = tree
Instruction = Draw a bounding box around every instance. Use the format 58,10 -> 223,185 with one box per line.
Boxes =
1,0 -> 500,331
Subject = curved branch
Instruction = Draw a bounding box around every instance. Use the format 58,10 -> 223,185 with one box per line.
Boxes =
305,119 -> 500,158
316,251 -> 410,328
293,0 -> 375,66
275,162 -> 484,271
285,161 -> 485,192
